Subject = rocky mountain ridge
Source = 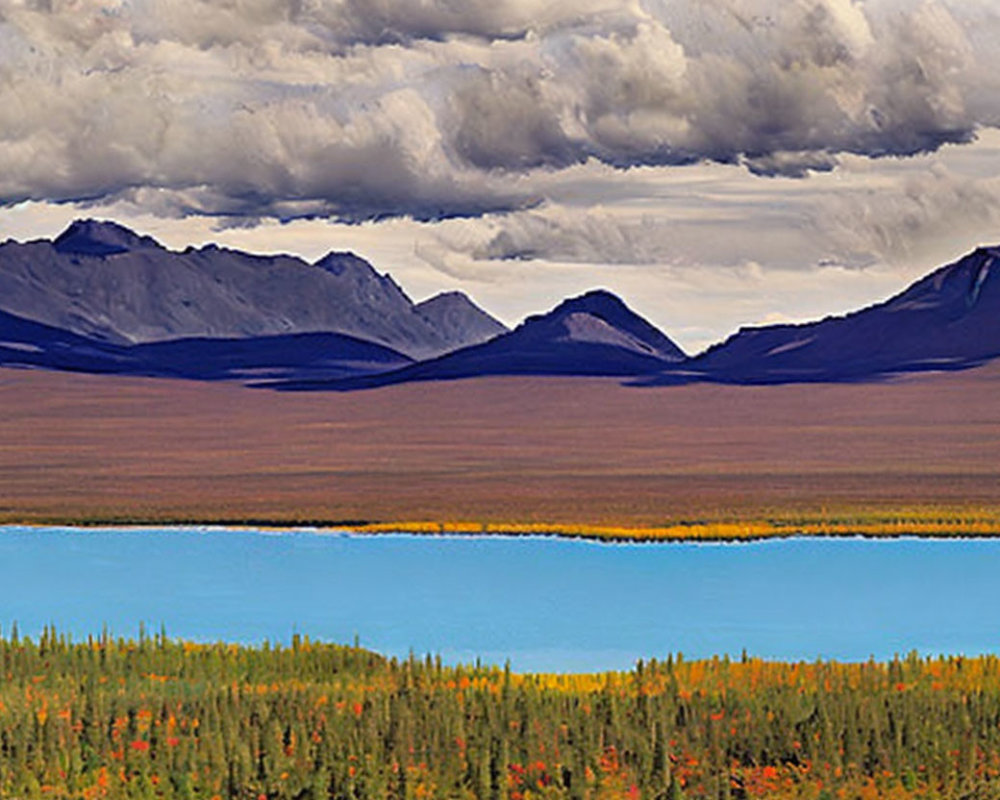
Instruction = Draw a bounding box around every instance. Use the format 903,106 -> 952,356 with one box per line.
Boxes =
3,220 -> 1000,389
274,289 -> 688,390
1,219 -> 506,359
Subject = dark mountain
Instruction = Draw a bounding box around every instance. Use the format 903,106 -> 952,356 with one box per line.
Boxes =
529,291 -> 687,361
10,220 -> 1000,392
0,220 -> 506,359
272,289 -> 687,390
654,245 -> 1000,384
0,306 -> 412,382
54,218 -> 162,256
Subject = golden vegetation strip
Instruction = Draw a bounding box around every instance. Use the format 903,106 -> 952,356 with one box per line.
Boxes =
350,508 -> 1000,541
7,506 -> 1000,542
5,630 -> 1000,800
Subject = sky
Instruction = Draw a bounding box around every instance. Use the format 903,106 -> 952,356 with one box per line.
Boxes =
1,0 -> 1000,354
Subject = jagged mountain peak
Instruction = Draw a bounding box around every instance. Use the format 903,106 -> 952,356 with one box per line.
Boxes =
314,250 -> 414,303
53,219 -> 162,256
0,219 -> 507,359
314,250 -> 379,278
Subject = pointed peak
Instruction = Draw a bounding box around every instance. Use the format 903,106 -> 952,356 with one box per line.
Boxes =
313,250 -> 378,277
416,290 -> 495,316
523,289 -> 638,328
549,289 -> 629,317
971,245 -> 1000,259
416,290 -> 467,307
520,289 -> 686,361
314,250 -> 413,304
53,219 -> 162,256
415,290 -> 509,346
931,244 -> 1000,278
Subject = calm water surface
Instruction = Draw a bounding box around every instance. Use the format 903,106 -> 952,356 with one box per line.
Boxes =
1,527 -> 997,672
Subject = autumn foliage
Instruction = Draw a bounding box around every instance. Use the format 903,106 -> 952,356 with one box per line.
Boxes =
2,628 -> 1000,799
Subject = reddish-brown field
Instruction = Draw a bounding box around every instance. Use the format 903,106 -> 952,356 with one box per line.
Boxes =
3,364 -> 1000,528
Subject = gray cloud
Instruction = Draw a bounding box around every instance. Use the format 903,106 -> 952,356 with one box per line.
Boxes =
817,160 -> 1000,264
337,0 -> 629,43
0,0 -> 998,222
420,130 -> 1000,275
422,201 -> 820,277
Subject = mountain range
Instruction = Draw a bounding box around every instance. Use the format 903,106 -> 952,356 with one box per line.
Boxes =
276,290 -> 687,391
1,219 -> 999,389
2,219 -> 505,359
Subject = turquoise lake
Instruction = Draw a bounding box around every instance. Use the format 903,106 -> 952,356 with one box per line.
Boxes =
1,527 -> 998,672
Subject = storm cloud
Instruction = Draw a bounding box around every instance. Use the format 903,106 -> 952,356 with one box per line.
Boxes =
1,0 -> 998,222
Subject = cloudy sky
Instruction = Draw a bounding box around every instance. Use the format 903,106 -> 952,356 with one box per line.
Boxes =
1,0 -> 999,353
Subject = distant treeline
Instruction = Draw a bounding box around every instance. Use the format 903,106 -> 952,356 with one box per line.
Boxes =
2,628 -> 1000,799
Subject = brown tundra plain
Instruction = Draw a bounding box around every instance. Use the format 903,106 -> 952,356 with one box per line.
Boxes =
3,363 -> 1000,537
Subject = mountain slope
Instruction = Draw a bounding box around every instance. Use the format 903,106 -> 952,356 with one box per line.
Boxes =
415,291 -> 507,350
660,246 -> 1000,384
0,306 -> 413,382
0,220 -> 506,359
272,290 -> 686,390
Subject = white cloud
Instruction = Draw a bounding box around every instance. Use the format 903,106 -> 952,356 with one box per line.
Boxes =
0,0 -> 998,222
4,0 -> 1000,355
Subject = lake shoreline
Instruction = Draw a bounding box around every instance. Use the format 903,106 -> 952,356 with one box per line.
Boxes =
5,512 -> 1000,543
